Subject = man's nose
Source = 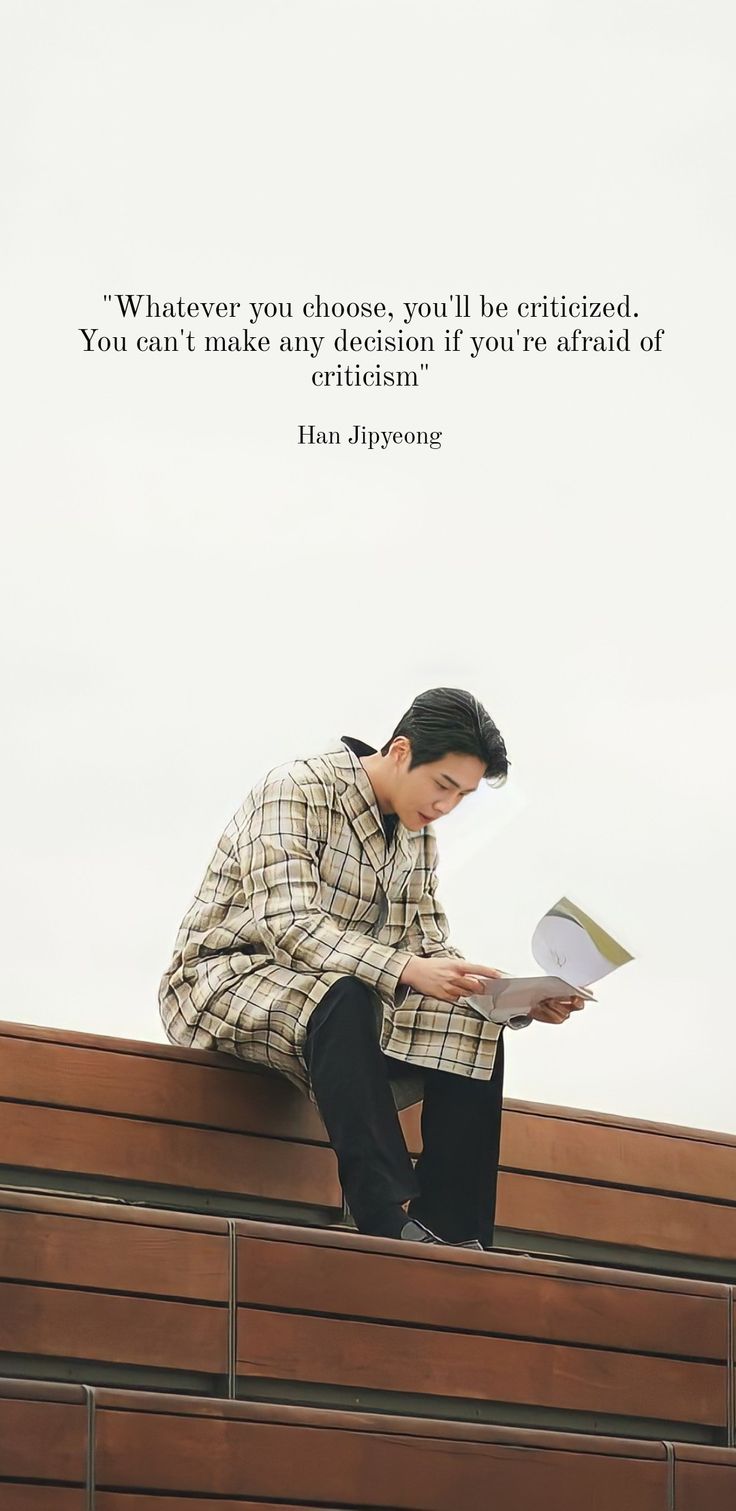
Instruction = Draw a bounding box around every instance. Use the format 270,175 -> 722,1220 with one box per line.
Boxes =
433,793 -> 460,815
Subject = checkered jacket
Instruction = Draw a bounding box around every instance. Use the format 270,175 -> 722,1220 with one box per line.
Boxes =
159,736 -> 503,1102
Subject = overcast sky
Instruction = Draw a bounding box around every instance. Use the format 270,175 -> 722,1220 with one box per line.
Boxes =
2,1 -> 734,1133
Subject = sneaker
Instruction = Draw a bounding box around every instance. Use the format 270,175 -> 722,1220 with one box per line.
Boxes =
400,1218 -> 483,1251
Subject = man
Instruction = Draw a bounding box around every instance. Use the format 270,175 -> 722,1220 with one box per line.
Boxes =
159,687 -> 584,1251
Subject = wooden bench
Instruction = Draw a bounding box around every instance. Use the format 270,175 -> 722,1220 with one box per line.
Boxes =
3,1019 -> 736,1277
2,1378 -> 736,1510
1,1191 -> 734,1444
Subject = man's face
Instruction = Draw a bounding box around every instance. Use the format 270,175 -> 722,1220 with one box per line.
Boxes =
389,739 -> 486,830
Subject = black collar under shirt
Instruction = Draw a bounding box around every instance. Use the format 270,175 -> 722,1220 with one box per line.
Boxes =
341,734 -> 399,847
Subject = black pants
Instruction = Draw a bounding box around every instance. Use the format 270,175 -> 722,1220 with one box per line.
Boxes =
303,975 -> 505,1247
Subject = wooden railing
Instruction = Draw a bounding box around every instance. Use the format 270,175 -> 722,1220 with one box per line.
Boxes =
1,1016 -> 735,1505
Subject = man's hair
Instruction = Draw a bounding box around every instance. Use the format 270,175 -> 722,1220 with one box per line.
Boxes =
381,687 -> 509,785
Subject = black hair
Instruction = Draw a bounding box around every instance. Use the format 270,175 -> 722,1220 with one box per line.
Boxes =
381,687 -> 509,785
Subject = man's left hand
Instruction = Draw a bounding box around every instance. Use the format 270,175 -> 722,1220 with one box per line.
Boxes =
529,996 -> 587,1025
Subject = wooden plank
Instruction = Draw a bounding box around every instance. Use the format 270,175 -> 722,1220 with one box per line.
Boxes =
4,1017 -> 735,1269
0,1204 -> 229,1302
5,1016 -> 734,1149
19,1382 -> 731,1509
235,1231 -> 727,1359
9,1377 -> 682,1442
0,1019 -> 241,1068
497,1172 -> 736,1260
401,1103 -> 736,1200
675,1465 -> 736,1511
236,1215 -> 731,1295
403,1095 -> 736,1154
504,1095 -> 736,1146
235,1308 -> 726,1427
499,1109 -> 736,1202
97,1501 -> 349,1511
0,1188 -> 225,1233
0,1035 -> 326,1142
0,1282 -> 227,1374
94,1399 -> 669,1508
0,1493 -> 84,1510
0,1101 -> 341,1207
0,1396 -> 86,1482
674,1444 -> 736,1511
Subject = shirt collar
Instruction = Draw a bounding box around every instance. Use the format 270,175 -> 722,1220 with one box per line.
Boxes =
340,734 -> 378,761
335,733 -> 420,865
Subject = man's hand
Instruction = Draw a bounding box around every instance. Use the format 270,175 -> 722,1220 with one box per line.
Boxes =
400,955 -> 503,1005
529,996 -> 587,1025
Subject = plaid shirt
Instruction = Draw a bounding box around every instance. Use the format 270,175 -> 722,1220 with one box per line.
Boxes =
159,736 -> 503,1102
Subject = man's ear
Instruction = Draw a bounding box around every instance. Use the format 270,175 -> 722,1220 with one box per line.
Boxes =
390,736 -> 412,767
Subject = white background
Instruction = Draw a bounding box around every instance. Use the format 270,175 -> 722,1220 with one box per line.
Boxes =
2,1 -> 734,1131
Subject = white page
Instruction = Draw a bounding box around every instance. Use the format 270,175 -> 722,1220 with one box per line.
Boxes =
531,897 -> 633,989
467,975 -> 594,1021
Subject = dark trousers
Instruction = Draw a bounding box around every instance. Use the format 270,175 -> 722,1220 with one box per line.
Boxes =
303,975 -> 505,1247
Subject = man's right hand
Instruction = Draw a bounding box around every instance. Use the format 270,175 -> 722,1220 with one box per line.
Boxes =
399,955 -> 503,1005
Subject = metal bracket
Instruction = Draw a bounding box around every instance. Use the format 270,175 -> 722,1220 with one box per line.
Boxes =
662,1439 -> 675,1511
81,1383 -> 95,1510
728,1284 -> 735,1448
227,1219 -> 238,1399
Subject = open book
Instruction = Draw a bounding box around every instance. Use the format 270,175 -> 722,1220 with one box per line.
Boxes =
467,896 -> 633,1023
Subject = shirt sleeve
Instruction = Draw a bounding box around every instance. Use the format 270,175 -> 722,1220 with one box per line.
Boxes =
402,862 -> 465,960
236,773 -> 412,999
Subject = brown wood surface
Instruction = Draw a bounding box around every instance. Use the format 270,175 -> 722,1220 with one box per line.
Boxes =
0,1019 -> 248,1068
0,1396 -> 86,1481
402,1102 -> 736,1202
674,1462 -> 736,1510
4,1016 -> 736,1268
497,1171 -> 736,1258
499,1108 -> 736,1201
96,1503 -> 350,1511
0,1493 -> 84,1510
0,1204 -> 228,1301
7,1021 -> 736,1148
235,1308 -> 726,1426
96,1502 -> 355,1511
235,1232 -> 728,1358
408,1087 -> 736,1148
0,1374 -> 688,1444
0,1282 -> 227,1374
7,1382 -> 734,1511
0,1188 -> 226,1232
675,1444 -> 736,1462
94,1404 -> 669,1508
0,1034 -> 326,1142
3,1018 -> 734,1149
2,1104 -> 734,1260
234,1215 -> 727,1292
0,1100 -> 341,1206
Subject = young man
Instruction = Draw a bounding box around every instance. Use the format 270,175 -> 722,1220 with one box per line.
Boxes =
159,687 -> 584,1250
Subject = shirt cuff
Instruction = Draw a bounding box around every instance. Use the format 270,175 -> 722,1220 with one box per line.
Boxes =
382,949 -> 415,1002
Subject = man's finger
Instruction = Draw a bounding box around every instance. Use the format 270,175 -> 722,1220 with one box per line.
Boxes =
538,1001 -> 570,1021
459,963 -> 504,979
